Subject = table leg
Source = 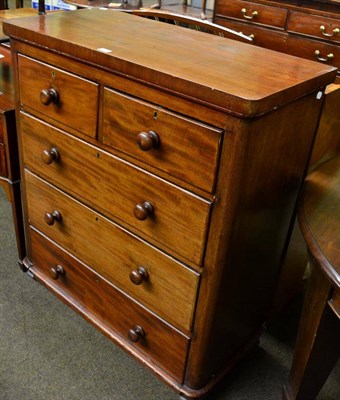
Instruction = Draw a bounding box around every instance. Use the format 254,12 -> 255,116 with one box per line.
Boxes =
283,262 -> 340,399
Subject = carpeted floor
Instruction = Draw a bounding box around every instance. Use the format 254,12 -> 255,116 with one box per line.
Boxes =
0,186 -> 339,400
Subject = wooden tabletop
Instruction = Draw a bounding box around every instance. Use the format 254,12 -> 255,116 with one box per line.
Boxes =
0,8 -> 40,42
299,156 -> 340,289
3,9 -> 337,117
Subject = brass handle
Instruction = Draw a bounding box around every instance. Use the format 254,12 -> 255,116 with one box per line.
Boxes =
50,265 -> 64,280
136,131 -> 159,151
133,201 -> 154,220
42,147 -> 60,164
40,88 -> 59,106
241,8 -> 258,20
130,267 -> 149,285
44,210 -> 62,225
320,25 -> 340,38
314,50 -> 334,62
128,325 -> 145,342
239,31 -> 255,41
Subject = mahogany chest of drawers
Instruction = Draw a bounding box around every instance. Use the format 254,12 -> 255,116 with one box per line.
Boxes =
3,9 -> 337,398
214,0 -> 340,82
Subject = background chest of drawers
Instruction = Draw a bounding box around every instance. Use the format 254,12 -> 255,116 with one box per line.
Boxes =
214,0 -> 340,82
0,43 -> 25,259
3,9 -> 337,398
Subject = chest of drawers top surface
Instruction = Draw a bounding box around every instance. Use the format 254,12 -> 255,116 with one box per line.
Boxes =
3,8 -> 339,398
3,9 -> 336,117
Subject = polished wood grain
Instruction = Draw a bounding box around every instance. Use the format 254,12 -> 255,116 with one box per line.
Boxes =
299,157 -> 340,282
288,11 -> 340,43
286,34 -> 340,68
5,9 -> 338,399
24,170 -> 200,332
184,91 -> 326,392
215,17 -> 288,51
28,228 -> 190,381
3,10 -> 336,117
271,83 -> 340,316
21,113 -> 211,265
310,83 -> 340,167
102,88 -> 222,193
284,156 -> 340,400
18,54 -> 99,139
215,0 -> 288,28
213,0 -> 340,79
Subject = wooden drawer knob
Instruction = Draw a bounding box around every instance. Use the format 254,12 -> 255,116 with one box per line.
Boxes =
44,210 -> 62,225
128,325 -> 145,342
40,88 -> 59,106
133,201 -> 154,220
50,265 -> 64,280
136,131 -> 159,151
42,147 -> 60,164
129,267 -> 149,285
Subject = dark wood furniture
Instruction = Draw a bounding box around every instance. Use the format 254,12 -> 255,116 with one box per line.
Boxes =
0,9 -> 42,41
214,0 -> 340,82
64,0 -> 213,19
271,81 -> 340,315
283,155 -> 340,400
213,0 -> 340,315
0,43 -> 25,259
3,9 -> 337,398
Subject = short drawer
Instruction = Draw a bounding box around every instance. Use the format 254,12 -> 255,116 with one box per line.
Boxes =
102,88 -> 222,193
18,55 -> 98,139
288,11 -> 340,44
286,35 -> 340,70
28,228 -> 189,381
215,18 -> 288,52
0,143 -> 6,176
25,170 -> 200,332
21,113 -> 211,265
215,0 -> 288,29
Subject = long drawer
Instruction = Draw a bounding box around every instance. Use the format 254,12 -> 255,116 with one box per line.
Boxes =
215,0 -> 288,29
286,34 -> 340,70
21,113 -> 211,265
24,170 -> 200,332
215,18 -> 288,52
102,88 -> 222,193
28,228 -> 189,381
18,55 -> 99,139
288,11 -> 340,44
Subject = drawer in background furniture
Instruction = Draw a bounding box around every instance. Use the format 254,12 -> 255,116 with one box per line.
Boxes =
21,113 -> 211,265
24,170 -> 200,332
286,35 -> 340,69
215,18 -> 288,52
0,143 -> 6,176
28,228 -> 189,381
214,0 -> 288,29
17,55 -> 99,139
288,12 -> 340,44
102,88 -> 222,193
